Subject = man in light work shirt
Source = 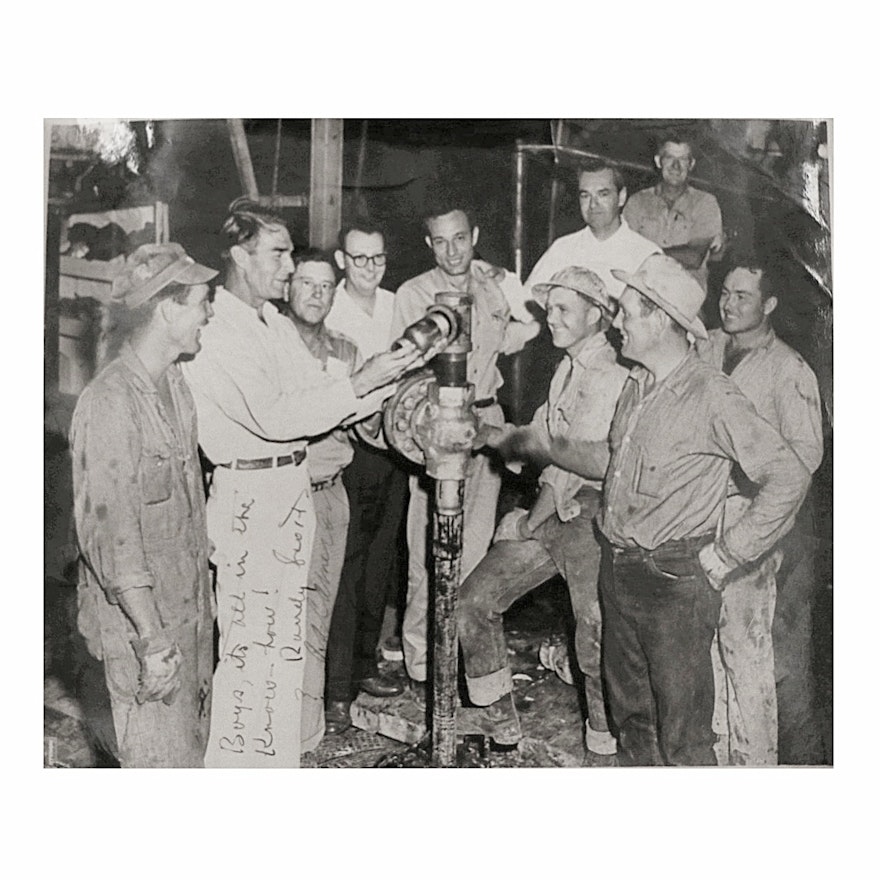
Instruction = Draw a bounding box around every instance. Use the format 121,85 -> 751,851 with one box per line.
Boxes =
72,242 -> 218,767
525,157 -> 659,300
698,260 -> 823,765
391,200 -> 540,691
182,200 -> 418,757
623,133 -> 724,291
514,254 -> 810,764
456,267 -> 628,763
323,222 -> 409,734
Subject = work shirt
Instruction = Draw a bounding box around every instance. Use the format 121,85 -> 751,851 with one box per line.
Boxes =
290,322 -> 362,483
697,327 -> 823,475
624,184 -> 723,290
71,342 -> 211,654
325,282 -> 396,359
529,334 -> 628,520
525,219 -> 660,301
392,261 -> 538,402
181,287 -> 386,464
599,351 -> 810,566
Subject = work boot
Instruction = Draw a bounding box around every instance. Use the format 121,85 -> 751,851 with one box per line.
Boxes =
324,700 -> 352,736
582,750 -> 619,768
457,693 -> 522,746
358,673 -> 405,698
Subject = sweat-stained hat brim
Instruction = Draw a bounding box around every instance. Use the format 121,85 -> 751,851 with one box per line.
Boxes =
611,266 -> 708,340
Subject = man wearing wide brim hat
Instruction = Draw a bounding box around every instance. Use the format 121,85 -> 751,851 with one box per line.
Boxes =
71,242 -> 218,767
457,266 -> 628,762
561,252 -> 811,765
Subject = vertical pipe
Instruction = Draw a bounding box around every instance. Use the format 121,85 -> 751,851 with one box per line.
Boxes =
431,478 -> 464,768
509,142 -> 527,425
513,140 -> 525,282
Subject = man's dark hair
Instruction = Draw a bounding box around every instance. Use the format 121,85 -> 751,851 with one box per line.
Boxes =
220,196 -> 288,259
727,257 -> 777,303
293,247 -> 338,280
338,219 -> 385,251
655,131 -> 695,156
422,192 -> 476,234
575,157 -> 626,193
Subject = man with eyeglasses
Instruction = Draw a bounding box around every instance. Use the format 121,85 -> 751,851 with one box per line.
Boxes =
316,223 -> 411,734
525,158 -> 659,302
623,133 -> 724,291
391,198 -> 540,696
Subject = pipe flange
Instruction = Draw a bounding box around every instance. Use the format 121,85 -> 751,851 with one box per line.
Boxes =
383,369 -> 433,466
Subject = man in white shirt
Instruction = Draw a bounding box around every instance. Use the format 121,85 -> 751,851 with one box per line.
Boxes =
320,224 -> 411,733
182,199 -> 418,757
392,201 -> 540,692
525,158 -> 660,300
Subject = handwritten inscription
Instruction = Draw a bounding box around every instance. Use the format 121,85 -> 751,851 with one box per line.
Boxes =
206,470 -> 313,768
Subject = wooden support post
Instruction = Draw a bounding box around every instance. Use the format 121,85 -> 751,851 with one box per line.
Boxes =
309,119 -> 343,249
227,119 -> 260,200
45,204 -> 62,395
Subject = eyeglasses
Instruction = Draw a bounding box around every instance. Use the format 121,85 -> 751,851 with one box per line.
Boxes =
344,251 -> 387,268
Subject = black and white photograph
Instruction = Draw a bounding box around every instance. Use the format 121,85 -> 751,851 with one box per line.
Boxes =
42,117 -> 833,772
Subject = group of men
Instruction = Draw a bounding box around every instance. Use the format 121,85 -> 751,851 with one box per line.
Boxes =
71,131 -> 825,767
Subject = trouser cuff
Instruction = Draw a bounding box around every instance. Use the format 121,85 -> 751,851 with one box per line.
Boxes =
586,720 -> 618,755
466,667 -> 513,706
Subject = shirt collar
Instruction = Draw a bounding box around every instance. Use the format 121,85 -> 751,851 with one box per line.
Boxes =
214,285 -> 279,322
582,217 -> 633,244
630,348 -> 697,398
117,341 -> 186,395
724,325 -> 777,354
569,332 -> 613,369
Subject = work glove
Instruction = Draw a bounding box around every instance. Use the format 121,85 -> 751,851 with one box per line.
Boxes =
132,635 -> 182,704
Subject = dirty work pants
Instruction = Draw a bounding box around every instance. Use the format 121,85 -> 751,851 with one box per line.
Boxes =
458,488 -> 609,735
302,480 -> 349,753
326,443 -> 408,702
600,536 -> 721,766
711,546 -> 780,766
774,502 -> 824,764
102,612 -> 213,768
402,451 -> 501,682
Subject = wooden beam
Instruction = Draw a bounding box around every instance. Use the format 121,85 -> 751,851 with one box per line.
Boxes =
256,194 -> 308,209
227,119 -> 260,200
309,119 -> 343,248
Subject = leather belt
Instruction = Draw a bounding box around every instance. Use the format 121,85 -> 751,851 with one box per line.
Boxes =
605,533 -> 714,561
217,451 -> 305,470
311,473 -> 341,492
472,396 -> 497,409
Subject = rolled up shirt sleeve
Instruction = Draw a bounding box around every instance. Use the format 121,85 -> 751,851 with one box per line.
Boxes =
184,338 -> 362,444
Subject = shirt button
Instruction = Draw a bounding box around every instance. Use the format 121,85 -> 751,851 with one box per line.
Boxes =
614,470 -> 621,479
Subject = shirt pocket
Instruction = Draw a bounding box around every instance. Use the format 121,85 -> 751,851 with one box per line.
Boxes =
141,448 -> 173,504
636,458 -> 665,498
140,446 -> 180,542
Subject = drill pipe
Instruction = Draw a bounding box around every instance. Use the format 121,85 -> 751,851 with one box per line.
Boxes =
431,478 -> 465,767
